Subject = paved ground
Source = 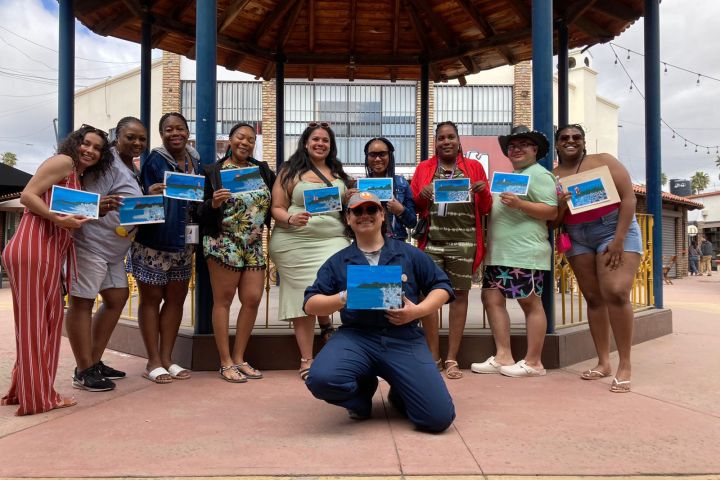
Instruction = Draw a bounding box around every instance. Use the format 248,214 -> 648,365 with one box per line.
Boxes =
0,274 -> 718,478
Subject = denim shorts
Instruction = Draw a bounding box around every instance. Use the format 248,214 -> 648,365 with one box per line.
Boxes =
565,209 -> 643,258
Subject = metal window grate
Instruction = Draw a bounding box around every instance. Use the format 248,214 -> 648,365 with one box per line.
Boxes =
435,85 -> 513,136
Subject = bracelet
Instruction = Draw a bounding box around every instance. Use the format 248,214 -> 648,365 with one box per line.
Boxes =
338,290 -> 347,304
287,214 -> 294,226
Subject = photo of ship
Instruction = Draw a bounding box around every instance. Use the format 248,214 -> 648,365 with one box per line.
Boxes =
118,195 -> 165,225
49,185 -> 100,219
164,171 -> 205,202
347,265 -> 403,310
569,178 -> 609,208
303,186 -> 342,214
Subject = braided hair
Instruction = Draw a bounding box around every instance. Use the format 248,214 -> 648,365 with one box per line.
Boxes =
555,123 -> 587,163
222,122 -> 257,160
363,137 -> 396,178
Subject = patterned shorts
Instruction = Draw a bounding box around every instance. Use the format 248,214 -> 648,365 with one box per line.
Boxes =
127,242 -> 193,286
482,265 -> 546,299
424,241 -> 476,290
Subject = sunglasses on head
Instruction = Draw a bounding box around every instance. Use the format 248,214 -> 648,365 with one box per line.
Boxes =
367,150 -> 389,159
308,121 -> 331,128
349,204 -> 380,216
558,134 -> 584,142
80,124 -> 108,137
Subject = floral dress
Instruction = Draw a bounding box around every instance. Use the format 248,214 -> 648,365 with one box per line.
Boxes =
202,162 -> 271,270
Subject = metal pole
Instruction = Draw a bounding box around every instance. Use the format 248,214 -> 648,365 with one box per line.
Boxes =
420,62 -> 429,160
275,56 -> 285,171
644,0 -> 663,308
532,0 -> 555,333
557,20 -> 569,129
194,0 -> 217,334
140,8 -> 152,161
58,0 -> 74,140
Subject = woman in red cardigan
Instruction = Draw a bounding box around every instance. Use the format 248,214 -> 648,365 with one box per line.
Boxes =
410,121 -> 492,379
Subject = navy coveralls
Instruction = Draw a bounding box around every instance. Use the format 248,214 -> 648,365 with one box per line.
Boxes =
303,239 -> 456,433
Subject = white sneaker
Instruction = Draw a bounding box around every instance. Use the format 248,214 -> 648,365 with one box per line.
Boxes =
470,356 -> 503,374
499,359 -> 546,378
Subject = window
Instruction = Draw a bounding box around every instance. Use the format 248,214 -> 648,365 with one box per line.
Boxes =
435,85 -> 513,136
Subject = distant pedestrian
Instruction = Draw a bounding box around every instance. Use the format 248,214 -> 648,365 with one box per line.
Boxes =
688,241 -> 700,276
700,237 -> 714,276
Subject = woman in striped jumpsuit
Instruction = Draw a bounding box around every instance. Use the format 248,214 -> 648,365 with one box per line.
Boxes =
1,125 -> 113,415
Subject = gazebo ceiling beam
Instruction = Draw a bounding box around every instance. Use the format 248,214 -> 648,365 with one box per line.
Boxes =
253,0 -> 301,42
349,0 -> 357,55
573,17 -> 614,40
74,0 -> 121,15
308,0 -> 315,52
151,0 -> 194,48
406,0 -> 458,49
428,27 -> 531,63
218,0 -> 251,34
276,0 -> 306,51
95,14 -> 132,36
284,53 -> 419,66
392,0 -> 400,54
404,0 -> 431,55
224,53 -> 245,71
564,0 -> 598,25
594,0 -> 641,21
506,0 -> 531,26
453,0 -> 514,65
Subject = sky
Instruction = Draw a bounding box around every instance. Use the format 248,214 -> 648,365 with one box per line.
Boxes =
1,0 -> 719,191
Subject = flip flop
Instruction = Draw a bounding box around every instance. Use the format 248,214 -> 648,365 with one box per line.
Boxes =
53,397 -> 77,410
581,369 -> 610,380
610,378 -> 631,393
143,367 -> 172,384
167,364 -> 191,380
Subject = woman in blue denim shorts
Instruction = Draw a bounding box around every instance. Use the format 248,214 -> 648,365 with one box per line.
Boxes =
554,124 -> 642,393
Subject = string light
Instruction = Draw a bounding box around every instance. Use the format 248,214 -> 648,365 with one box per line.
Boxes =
695,146 -> 698,153
672,132 -> 676,139
664,63 -> 668,74
626,49 -> 630,60
697,74 -> 701,86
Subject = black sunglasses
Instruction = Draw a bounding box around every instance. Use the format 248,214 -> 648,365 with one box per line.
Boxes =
80,124 -> 108,137
558,134 -> 584,142
308,121 -> 331,128
349,204 -> 380,216
367,151 -> 389,159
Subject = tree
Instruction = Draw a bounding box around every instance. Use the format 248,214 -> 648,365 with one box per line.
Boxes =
690,171 -> 710,194
661,172 -> 667,186
1,151 -> 17,167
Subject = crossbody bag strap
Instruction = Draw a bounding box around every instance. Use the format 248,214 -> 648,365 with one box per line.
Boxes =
308,163 -> 334,187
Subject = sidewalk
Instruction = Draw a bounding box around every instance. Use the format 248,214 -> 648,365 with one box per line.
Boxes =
0,275 -> 719,477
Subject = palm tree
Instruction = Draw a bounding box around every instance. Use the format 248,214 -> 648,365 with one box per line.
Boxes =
690,171 -> 710,194
661,172 -> 667,187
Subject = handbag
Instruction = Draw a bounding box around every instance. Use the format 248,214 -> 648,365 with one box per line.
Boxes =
411,215 -> 429,240
556,226 -> 572,254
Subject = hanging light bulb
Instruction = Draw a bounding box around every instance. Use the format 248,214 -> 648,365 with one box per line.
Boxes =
614,56 -> 618,65
626,49 -> 631,60
629,82 -> 633,91
672,132 -> 676,139
684,141 -> 688,147
697,74 -> 701,86
695,145 -> 698,153
716,147 -> 719,154
664,63 -> 668,74
707,148 -> 710,155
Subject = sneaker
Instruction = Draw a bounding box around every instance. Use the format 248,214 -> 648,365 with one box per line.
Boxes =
470,356 -> 503,374
96,361 -> 126,380
347,409 -> 371,420
499,359 -> 546,378
72,366 -> 116,392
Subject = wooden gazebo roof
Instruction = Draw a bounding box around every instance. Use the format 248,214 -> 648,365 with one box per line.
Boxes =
73,0 -> 644,82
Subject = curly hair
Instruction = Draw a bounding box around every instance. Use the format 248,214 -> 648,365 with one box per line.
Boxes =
57,125 -> 113,176
363,137 -> 396,179
279,125 -> 352,190
555,124 -> 587,163
158,112 -> 189,132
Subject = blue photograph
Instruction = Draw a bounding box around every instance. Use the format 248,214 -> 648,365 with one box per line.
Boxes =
49,185 -> 100,219
433,178 -> 471,203
303,186 -> 342,214
490,172 -> 530,195
220,166 -> 264,194
164,171 -> 205,202
347,265 -> 403,310
357,177 -> 393,201
568,178 -> 609,208
118,195 -> 165,225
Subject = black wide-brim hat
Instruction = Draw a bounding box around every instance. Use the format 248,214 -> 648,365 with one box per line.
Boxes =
498,125 -> 550,160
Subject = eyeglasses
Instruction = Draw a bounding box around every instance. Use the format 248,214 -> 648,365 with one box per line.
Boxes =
367,151 -> 389,159
507,142 -> 534,151
308,121 -> 331,128
558,134 -> 584,142
80,124 -> 108,138
349,205 -> 380,216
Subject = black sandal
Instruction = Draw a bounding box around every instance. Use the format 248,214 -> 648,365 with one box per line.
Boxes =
319,323 -> 336,344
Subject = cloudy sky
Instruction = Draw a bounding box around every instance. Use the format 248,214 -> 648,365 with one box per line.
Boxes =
1,0 -> 719,190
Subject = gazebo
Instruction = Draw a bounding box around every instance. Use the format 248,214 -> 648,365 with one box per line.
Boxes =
59,0 -> 667,367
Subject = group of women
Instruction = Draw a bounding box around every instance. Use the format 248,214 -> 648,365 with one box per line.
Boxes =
1,117 -> 641,416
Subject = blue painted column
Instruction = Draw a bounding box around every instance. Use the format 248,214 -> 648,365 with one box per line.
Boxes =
557,21 -> 569,128
420,62 -> 429,160
644,0 -> 663,307
58,0 -> 74,141
194,0 -> 217,334
532,0 -> 555,332
275,57 -> 285,171
140,10 -> 152,157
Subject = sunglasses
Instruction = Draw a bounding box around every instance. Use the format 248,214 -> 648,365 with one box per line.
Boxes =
558,134 -> 584,142
367,151 -> 389,159
308,121 -> 331,128
80,124 -> 108,137
507,142 -> 534,151
349,204 -> 380,216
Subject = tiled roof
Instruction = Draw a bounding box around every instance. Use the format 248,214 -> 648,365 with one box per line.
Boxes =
633,184 -> 704,209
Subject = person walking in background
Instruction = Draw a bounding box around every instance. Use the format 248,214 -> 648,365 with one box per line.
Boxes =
553,124 -> 643,393
471,126 -> 557,378
363,137 -> 416,240
269,122 -> 353,380
410,121 -> 492,379
688,241 -> 701,276
700,236 -> 714,276
127,112 -> 197,384
196,122 -> 275,383
2,125 -> 113,415
66,117 -> 161,392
